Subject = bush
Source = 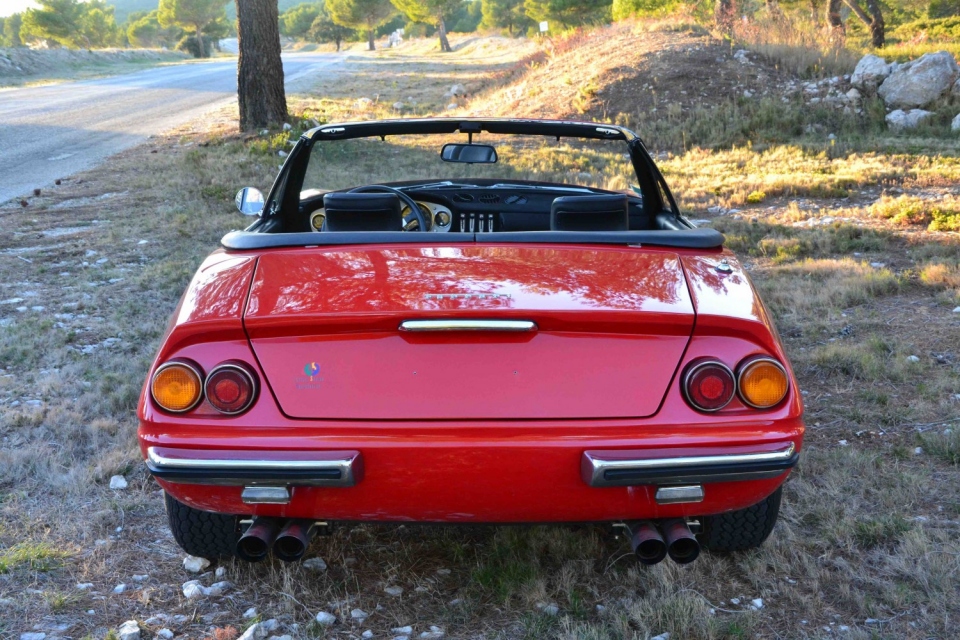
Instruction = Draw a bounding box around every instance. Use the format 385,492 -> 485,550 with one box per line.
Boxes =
177,34 -> 218,58
890,16 -> 960,42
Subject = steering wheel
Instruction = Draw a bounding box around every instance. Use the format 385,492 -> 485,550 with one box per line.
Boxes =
347,185 -> 429,232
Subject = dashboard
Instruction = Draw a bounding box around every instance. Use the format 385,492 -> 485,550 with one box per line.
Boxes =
301,184 -> 647,233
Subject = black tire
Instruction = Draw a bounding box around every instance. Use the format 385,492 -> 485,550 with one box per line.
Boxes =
698,486 -> 783,552
164,492 -> 240,559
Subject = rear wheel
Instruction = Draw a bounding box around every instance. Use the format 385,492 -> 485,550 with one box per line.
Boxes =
698,486 -> 783,552
164,492 -> 240,559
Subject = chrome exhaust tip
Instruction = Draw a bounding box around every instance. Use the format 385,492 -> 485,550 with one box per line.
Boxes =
273,519 -> 315,562
628,520 -> 667,565
661,518 -> 701,564
236,517 -> 282,562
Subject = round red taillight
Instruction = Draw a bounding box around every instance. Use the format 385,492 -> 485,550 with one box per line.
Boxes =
683,360 -> 736,412
204,363 -> 257,415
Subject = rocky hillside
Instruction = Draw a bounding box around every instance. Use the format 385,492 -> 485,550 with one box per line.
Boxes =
0,47 -> 187,84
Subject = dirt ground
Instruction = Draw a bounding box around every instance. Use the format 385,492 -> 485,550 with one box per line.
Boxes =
1,24 -> 959,640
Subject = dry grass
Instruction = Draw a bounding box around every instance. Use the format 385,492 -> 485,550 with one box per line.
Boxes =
1,24 -> 959,640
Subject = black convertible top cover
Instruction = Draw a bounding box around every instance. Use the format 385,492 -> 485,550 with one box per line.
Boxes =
221,228 -> 725,251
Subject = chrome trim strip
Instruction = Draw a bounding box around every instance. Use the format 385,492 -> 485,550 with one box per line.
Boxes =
399,319 -> 537,332
241,486 -> 291,504
655,485 -> 705,504
146,447 -> 361,487
582,444 -> 796,487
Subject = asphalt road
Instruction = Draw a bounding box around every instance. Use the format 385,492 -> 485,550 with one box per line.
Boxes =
0,53 -> 341,203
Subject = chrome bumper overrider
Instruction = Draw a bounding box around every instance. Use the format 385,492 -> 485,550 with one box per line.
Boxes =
145,447 -> 363,487
581,444 -> 798,488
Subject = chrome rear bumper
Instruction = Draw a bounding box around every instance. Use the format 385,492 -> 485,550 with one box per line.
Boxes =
581,444 -> 797,488
145,447 -> 362,487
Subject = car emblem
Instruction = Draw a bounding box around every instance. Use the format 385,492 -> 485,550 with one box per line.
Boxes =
304,362 -> 321,380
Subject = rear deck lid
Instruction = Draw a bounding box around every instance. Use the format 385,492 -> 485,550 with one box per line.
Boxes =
245,245 -> 695,420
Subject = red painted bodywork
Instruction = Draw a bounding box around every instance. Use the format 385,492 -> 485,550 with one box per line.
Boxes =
137,243 -> 804,522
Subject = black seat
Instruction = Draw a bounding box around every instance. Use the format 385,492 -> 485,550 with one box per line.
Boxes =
322,192 -> 403,231
550,194 -> 629,231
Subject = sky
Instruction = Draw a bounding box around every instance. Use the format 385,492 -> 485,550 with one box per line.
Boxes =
0,0 -> 39,18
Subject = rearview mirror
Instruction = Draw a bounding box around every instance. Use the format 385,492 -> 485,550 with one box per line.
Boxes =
440,144 -> 498,164
235,187 -> 264,216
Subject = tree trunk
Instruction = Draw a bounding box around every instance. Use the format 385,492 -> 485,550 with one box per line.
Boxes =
335,35 -> 342,51
195,23 -> 205,58
437,16 -> 451,52
715,0 -> 734,29
236,0 -> 288,132
862,0 -> 885,47
367,29 -> 375,50
826,0 -> 844,33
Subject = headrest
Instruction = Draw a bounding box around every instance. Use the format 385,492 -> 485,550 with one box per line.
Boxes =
550,194 -> 629,232
322,192 -> 403,232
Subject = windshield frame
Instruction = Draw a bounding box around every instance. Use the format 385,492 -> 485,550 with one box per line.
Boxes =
256,118 -> 679,230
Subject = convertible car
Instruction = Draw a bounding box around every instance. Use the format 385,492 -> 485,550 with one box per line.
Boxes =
138,118 -> 804,566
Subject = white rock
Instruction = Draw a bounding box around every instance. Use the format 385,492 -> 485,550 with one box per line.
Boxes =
278,150 -> 288,158
215,566 -> 225,578
952,113 -> 960,132
953,306 -> 960,313
392,627 -> 413,635
730,597 -> 741,605
384,585 -> 404,596
119,620 -> 141,640
302,557 -> 327,571
237,625 -> 258,640
282,123 -> 292,131
243,607 -> 258,619
838,440 -> 849,446
542,604 -> 559,616
109,475 -> 128,489
315,611 -> 336,625
113,583 -> 127,593
392,637 -> 409,640
907,355 -> 921,363
132,574 -> 148,581
351,608 -> 369,620
267,636 -> 292,640
851,54 -> 892,90
845,88 -> 861,102
436,568 -> 451,575
362,632 -> 374,640
879,51 -> 959,109
885,109 -> 934,131
156,631 -> 174,640
446,103 -> 458,111
259,619 -> 279,634
914,447 -> 923,455
21,634 -> 46,640
182,555 -> 210,573
420,632 -> 444,640
651,634 -> 670,640
450,83 -> 466,96
181,580 -> 204,599
204,580 -> 232,596
750,598 -> 764,609
392,101 -> 404,111
77,582 -> 94,589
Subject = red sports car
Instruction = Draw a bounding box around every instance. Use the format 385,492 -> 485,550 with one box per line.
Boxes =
139,118 -> 803,566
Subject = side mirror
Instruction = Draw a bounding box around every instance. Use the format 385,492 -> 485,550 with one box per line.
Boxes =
440,143 -> 498,164
235,187 -> 264,216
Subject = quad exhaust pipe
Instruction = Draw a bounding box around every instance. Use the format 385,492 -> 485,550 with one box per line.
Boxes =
236,517 -> 318,562
236,517 -> 282,562
625,519 -> 700,565
273,519 -> 316,562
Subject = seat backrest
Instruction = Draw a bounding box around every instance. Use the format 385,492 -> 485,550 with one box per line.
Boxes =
322,192 -> 403,231
550,194 -> 629,232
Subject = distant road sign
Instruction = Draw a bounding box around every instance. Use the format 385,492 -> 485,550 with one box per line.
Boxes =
539,21 -> 548,32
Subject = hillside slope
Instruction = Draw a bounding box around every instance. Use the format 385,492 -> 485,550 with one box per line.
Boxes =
465,21 -> 795,147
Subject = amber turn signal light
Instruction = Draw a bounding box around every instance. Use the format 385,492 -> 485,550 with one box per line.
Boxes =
151,361 -> 203,413
738,358 -> 788,409
683,360 -> 736,412
205,363 -> 257,415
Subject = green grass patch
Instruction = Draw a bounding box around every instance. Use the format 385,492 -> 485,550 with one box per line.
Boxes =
0,541 -> 71,573
921,429 -> 960,465
853,515 -> 913,549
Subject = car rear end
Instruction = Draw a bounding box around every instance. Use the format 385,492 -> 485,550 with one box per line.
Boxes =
138,242 -> 803,563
